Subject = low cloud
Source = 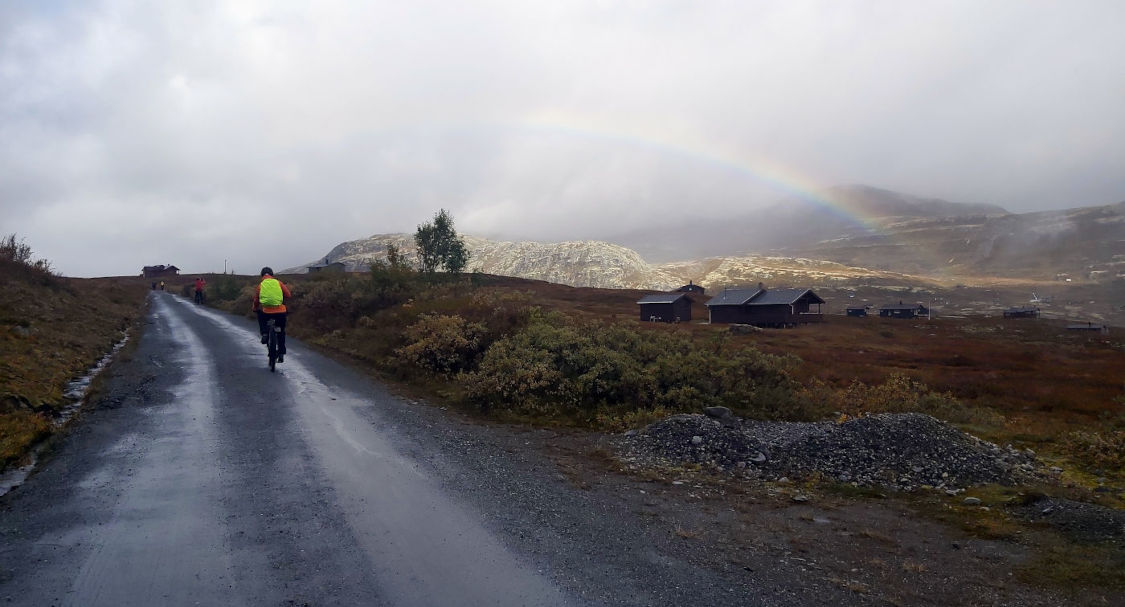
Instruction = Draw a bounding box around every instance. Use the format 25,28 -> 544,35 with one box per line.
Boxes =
2,1 -> 1123,276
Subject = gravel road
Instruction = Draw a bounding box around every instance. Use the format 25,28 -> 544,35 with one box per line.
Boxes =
0,293 -> 859,606
2,292 -> 1111,606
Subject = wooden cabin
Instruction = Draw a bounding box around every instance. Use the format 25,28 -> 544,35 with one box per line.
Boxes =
879,301 -> 929,319
846,306 -> 868,317
705,284 -> 824,327
1067,322 -> 1108,334
308,261 -> 346,273
142,264 -> 180,278
637,293 -> 693,323
677,281 -> 705,295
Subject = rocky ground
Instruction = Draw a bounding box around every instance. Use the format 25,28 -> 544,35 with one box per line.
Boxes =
614,409 -> 1125,551
618,411 -> 1040,492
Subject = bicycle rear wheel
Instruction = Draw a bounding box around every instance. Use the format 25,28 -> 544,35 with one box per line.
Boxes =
267,321 -> 277,372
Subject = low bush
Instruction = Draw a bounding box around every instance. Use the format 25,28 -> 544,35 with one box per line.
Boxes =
395,314 -> 486,375
1060,430 -> 1125,475
462,311 -> 818,423
1,234 -> 57,286
299,278 -> 358,330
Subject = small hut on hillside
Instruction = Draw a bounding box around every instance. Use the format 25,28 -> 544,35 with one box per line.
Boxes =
308,261 -> 346,273
705,283 -> 825,327
879,301 -> 929,319
637,293 -> 693,323
1003,306 -> 1040,318
142,264 -> 180,278
677,281 -> 705,295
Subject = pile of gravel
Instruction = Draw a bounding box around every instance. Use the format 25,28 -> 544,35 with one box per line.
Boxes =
618,412 -> 1039,492
1010,496 -> 1125,543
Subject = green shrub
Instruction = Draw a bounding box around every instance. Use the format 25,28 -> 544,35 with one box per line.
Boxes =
463,312 -> 816,423
298,278 -> 357,329
837,373 -> 999,425
1060,430 -> 1125,475
395,314 -> 486,375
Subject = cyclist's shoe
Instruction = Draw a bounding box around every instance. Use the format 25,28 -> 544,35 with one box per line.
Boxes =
260,333 -> 268,344
277,354 -> 284,363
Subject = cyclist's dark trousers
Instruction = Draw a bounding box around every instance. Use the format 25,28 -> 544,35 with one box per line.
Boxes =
257,311 -> 287,354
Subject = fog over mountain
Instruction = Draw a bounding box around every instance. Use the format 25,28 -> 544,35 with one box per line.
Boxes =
290,186 -> 1124,291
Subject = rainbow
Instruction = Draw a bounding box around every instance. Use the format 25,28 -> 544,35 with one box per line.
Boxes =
474,113 -> 962,282
506,112 -> 885,234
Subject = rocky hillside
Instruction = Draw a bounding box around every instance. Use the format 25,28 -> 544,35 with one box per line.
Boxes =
288,202 -> 1124,291
791,201 -> 1125,280
613,184 -> 1010,262
286,234 -> 683,290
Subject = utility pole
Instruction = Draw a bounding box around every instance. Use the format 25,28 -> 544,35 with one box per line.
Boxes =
224,259 -> 228,274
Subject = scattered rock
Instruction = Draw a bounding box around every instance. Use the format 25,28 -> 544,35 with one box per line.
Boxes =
703,406 -> 732,420
963,497 -> 982,506
9,325 -> 36,338
728,324 -> 764,335
618,413 -> 1040,492
1010,496 -> 1125,543
792,494 -> 810,503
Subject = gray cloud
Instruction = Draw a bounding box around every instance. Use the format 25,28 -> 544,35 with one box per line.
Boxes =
2,0 -> 1123,276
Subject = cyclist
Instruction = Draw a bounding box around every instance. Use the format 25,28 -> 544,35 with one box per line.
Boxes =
253,267 -> 292,362
193,276 -> 207,303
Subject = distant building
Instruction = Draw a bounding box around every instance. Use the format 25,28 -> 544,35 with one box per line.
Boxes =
1003,306 -> 1040,319
308,261 -> 346,273
142,264 -> 180,278
677,280 -> 705,295
1067,322 -> 1108,334
879,301 -> 929,319
846,306 -> 868,317
637,292 -> 693,323
704,283 -> 825,327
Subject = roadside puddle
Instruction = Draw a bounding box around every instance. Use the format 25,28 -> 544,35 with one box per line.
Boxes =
57,332 -> 130,424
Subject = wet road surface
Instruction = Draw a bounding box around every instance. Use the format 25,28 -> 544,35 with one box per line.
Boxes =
0,294 -> 569,606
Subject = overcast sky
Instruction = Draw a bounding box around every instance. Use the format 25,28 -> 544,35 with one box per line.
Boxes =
2,0 -> 1123,277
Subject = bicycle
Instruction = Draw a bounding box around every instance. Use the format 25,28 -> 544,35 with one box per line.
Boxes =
265,318 -> 282,372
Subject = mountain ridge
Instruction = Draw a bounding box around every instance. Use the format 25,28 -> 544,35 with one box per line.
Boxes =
287,188 -> 1121,293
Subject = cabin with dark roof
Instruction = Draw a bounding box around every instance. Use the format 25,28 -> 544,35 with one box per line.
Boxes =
879,301 -> 929,319
677,280 -> 705,295
1067,322 -> 1108,334
846,306 -> 868,317
704,284 -> 825,327
142,264 -> 180,278
308,261 -> 346,273
637,292 -> 693,323
1003,306 -> 1040,319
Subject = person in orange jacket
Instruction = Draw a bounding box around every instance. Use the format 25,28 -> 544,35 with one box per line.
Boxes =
253,267 -> 292,362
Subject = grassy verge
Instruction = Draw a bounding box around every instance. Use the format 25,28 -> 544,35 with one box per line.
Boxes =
0,267 -> 149,469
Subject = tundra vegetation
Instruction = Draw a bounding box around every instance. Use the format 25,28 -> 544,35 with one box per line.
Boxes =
198,264 -> 1125,487
3,231 -> 1124,595
0,235 -> 147,466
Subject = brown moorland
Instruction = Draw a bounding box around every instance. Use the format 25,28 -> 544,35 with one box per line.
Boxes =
0,269 -> 148,467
